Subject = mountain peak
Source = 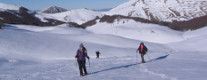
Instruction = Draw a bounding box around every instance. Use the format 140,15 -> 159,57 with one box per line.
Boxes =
107,0 -> 207,22
0,3 -> 20,11
41,6 -> 68,14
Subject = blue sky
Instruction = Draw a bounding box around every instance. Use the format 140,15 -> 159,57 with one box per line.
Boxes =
0,0 -> 129,10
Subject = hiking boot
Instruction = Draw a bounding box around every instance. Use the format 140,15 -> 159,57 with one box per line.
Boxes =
80,74 -> 84,77
84,73 -> 88,75
142,61 -> 146,63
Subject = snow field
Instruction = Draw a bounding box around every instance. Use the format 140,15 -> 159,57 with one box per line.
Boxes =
0,22 -> 206,80
0,1 -> 207,80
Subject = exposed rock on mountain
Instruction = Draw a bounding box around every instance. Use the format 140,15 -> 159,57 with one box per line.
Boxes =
40,6 -> 68,14
107,0 -> 207,22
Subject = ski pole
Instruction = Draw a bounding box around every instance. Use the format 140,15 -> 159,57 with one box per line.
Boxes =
146,54 -> 152,61
136,52 -> 138,63
76,60 -> 77,67
75,59 -> 78,75
88,59 -> 90,67
75,58 -> 78,67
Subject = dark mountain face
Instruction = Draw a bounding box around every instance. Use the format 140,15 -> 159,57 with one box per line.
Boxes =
0,21 -> 3,29
0,7 -> 65,28
41,6 -> 68,14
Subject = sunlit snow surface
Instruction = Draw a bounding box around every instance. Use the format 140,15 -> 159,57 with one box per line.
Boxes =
0,22 -> 207,80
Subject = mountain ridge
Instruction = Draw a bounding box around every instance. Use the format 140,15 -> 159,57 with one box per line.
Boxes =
1,1 -> 207,31
40,6 -> 68,14
106,0 -> 207,22
0,3 -> 20,11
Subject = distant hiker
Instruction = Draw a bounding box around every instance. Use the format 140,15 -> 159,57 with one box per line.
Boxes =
136,42 -> 148,63
75,44 -> 90,77
96,51 -> 101,58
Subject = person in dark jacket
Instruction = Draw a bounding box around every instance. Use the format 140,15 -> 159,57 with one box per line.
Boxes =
75,44 -> 90,77
136,42 -> 148,63
96,51 -> 101,58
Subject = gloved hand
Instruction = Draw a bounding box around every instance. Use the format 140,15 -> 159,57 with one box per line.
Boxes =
136,49 -> 139,53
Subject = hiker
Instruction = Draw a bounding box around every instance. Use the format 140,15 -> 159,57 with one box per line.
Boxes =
96,51 -> 101,58
136,42 -> 148,63
75,44 -> 90,77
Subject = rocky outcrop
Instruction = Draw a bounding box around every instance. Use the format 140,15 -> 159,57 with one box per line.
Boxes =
0,7 -> 65,27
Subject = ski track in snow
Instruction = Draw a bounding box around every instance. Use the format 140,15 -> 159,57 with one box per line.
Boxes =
0,55 -> 172,80
139,64 -> 177,80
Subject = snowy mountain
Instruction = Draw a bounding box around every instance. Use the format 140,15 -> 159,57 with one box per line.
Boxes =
1,1 -> 207,79
0,3 -> 20,11
0,6 -> 64,26
36,8 -> 103,24
40,6 -> 68,14
0,3 -> 103,27
106,0 -> 207,22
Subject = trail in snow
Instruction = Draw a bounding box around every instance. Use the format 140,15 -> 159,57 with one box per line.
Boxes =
139,64 -> 177,80
0,54 -> 170,80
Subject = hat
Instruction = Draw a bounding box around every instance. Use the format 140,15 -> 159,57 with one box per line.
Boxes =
80,43 -> 84,48
140,42 -> 144,45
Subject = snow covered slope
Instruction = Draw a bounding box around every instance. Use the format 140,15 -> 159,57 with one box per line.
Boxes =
107,0 -> 207,22
0,3 -> 20,11
87,19 -> 185,43
0,24 -> 171,61
170,27 -> 207,52
36,8 -> 103,24
0,23 -> 207,80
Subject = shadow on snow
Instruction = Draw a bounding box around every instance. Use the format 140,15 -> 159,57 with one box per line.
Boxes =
3,25 -> 34,32
89,54 -> 169,75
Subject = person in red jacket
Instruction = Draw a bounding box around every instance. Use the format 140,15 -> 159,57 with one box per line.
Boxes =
136,42 -> 148,63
